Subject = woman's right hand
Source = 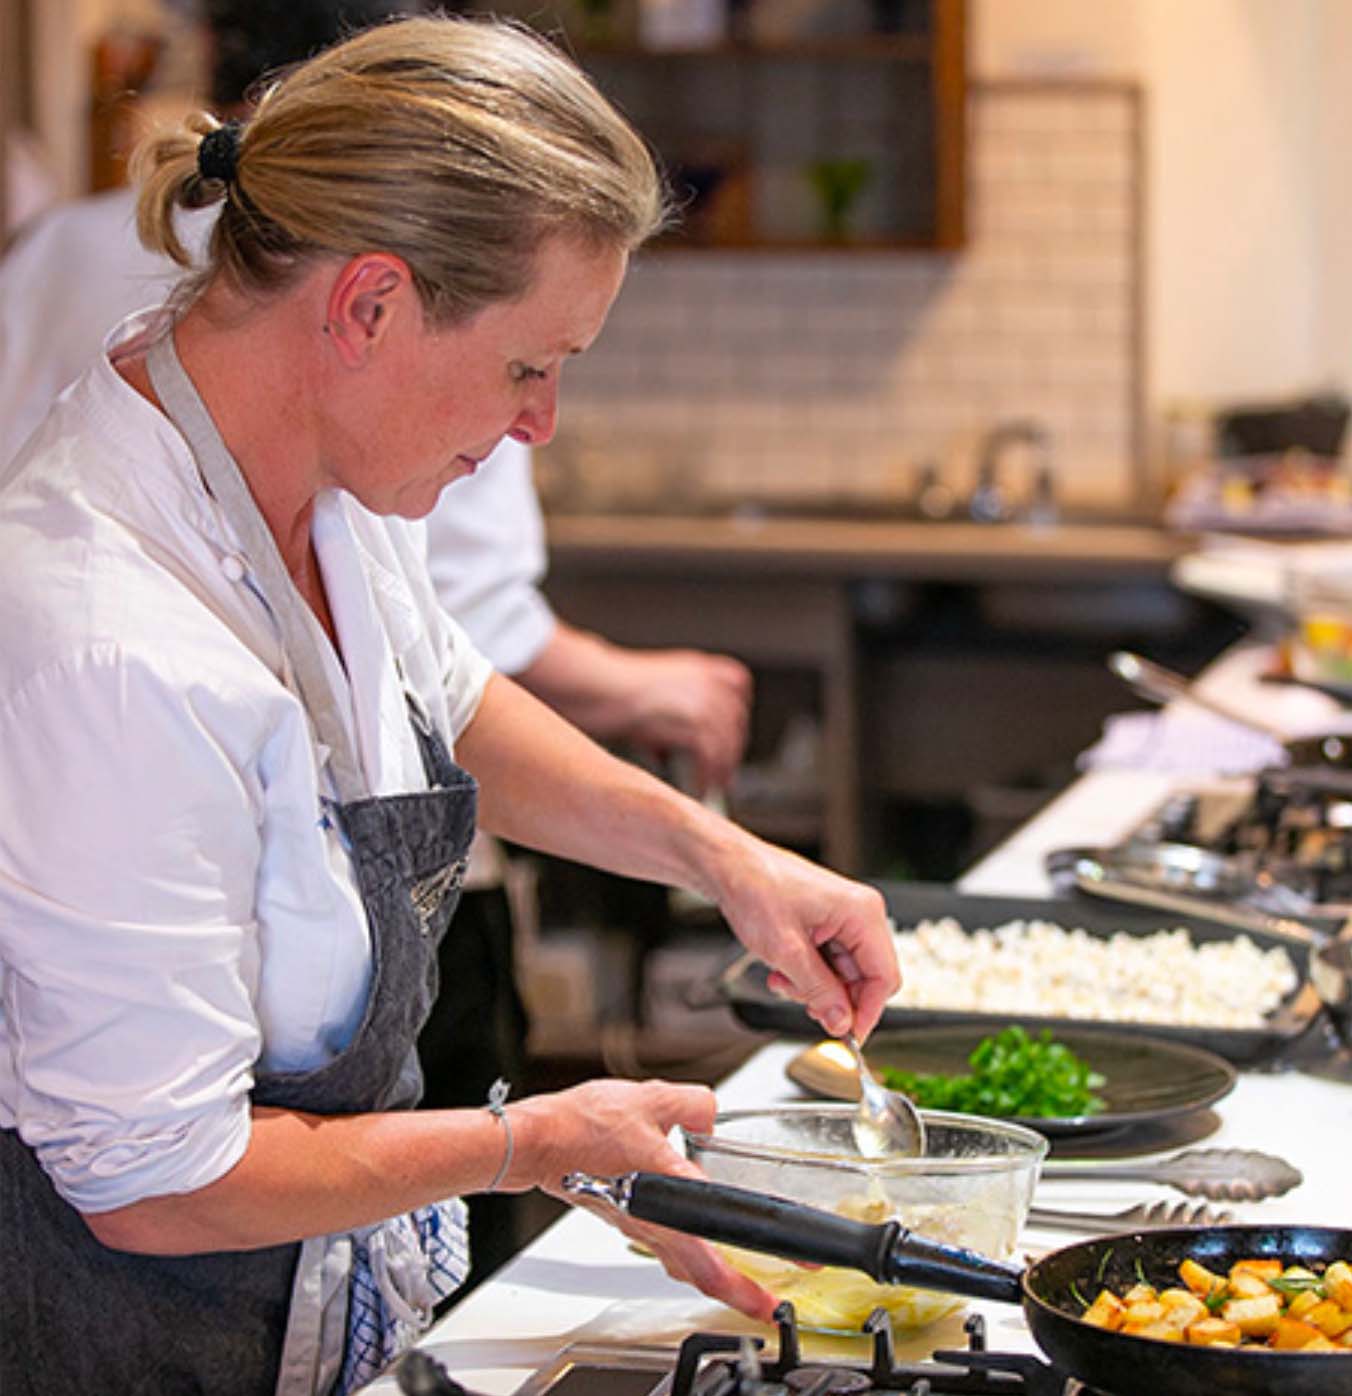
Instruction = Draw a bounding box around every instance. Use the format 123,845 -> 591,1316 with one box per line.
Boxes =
504,1078 -> 779,1321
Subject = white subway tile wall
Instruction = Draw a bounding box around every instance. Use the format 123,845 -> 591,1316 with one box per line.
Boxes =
544,82 -> 1142,515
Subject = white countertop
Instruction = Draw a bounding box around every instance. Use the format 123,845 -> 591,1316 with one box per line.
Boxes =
960,639 -> 1352,900
365,1044 -> 1352,1395
365,635 -> 1352,1394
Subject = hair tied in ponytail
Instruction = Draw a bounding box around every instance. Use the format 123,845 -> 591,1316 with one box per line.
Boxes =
197,121 -> 242,184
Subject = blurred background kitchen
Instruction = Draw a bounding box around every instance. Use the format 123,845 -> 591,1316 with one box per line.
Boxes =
6,0 -> 1352,1095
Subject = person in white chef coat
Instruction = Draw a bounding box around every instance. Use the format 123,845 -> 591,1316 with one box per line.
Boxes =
0,0 -> 753,1290
0,15 -> 896,1396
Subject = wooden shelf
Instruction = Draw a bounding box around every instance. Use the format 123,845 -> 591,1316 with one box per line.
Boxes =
572,37 -> 935,61
469,0 -> 967,251
647,233 -> 959,255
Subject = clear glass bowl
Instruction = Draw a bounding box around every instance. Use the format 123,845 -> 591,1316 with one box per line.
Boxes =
683,1103 -> 1047,1336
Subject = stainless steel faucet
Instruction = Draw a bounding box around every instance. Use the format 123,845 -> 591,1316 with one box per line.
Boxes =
970,419 -> 1052,523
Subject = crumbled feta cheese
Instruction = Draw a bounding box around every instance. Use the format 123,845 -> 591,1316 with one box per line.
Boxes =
886,917 -> 1298,1028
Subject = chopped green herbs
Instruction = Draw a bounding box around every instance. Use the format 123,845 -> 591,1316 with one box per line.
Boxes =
1268,1273 -> 1327,1298
879,1026 -> 1106,1119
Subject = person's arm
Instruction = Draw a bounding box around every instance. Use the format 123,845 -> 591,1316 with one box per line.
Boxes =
515,621 -> 752,796
83,661 -> 894,1312
459,673 -> 897,1038
84,1078 -> 779,1321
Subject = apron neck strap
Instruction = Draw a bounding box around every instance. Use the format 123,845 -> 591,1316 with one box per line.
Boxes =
145,329 -> 369,805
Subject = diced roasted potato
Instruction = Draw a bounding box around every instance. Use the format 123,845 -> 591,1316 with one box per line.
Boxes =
1081,1251 -> 1352,1353
1157,1289 -> 1207,1327
1082,1290 -> 1125,1331
1221,1293 -> 1282,1338
1306,1299 -> 1352,1339
1271,1317 -> 1324,1350
1179,1258 -> 1223,1298
1227,1270 -> 1275,1300
1159,1286 -> 1202,1308
1120,1318 -> 1183,1342
1326,1261 -> 1352,1309
1185,1316 -> 1241,1347
1122,1300 -> 1167,1329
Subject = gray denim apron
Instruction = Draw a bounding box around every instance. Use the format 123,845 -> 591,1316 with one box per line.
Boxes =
0,331 -> 477,1395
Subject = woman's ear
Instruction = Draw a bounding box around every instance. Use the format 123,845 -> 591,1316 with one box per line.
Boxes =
323,253 -> 413,365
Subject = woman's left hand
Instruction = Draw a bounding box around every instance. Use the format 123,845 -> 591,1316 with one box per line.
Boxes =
709,837 -> 899,1041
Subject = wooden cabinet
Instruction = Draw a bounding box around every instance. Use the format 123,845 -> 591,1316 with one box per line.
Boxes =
463,0 -> 967,250
1,0 -> 37,231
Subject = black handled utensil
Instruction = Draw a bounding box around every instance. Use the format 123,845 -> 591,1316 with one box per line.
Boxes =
563,1170 -> 1023,1302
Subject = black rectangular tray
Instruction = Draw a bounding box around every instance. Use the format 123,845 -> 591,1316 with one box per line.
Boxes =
717,881 -> 1322,1065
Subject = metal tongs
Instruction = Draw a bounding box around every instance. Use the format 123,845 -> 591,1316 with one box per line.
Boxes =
1046,843 -> 1330,947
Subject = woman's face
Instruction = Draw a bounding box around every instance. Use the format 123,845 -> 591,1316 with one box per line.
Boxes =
332,235 -> 628,519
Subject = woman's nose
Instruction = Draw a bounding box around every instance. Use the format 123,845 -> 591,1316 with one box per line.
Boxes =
509,378 -> 559,447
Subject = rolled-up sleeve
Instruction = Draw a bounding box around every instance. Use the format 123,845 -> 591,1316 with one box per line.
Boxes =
0,644 -> 266,1212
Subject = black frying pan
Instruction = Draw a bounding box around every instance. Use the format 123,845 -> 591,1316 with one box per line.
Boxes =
567,1171 -> 1352,1396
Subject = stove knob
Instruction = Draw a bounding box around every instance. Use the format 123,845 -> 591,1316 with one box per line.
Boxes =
395,1350 -> 471,1395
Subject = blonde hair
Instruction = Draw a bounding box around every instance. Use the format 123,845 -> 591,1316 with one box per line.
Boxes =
132,14 -> 669,322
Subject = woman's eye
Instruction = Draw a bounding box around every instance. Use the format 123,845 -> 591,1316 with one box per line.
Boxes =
511,362 -> 548,384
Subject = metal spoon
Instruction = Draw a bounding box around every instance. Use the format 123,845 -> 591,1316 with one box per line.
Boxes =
1108,650 -> 1289,740
842,1033 -> 926,1158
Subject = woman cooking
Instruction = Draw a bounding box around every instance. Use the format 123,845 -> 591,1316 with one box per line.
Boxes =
0,14 -> 898,1396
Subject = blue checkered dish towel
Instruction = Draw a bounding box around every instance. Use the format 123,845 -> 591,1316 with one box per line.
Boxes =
338,1197 -> 469,1394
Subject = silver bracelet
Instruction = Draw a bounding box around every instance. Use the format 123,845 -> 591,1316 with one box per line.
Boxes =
485,1077 -> 514,1193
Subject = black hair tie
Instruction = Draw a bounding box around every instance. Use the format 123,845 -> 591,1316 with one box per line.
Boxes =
197,120 -> 242,184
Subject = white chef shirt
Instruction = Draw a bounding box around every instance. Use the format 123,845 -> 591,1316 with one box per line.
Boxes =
0,310 -> 493,1215
0,187 -> 204,466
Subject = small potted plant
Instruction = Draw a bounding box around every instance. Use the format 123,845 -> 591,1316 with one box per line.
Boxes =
805,157 -> 873,242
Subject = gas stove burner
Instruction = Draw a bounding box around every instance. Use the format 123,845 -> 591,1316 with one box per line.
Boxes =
782,1369 -> 872,1393
1136,776 -> 1352,912
405,1305 -> 1090,1396
665,1307 -> 1071,1396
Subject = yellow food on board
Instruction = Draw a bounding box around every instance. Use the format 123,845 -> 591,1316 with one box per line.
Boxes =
715,1245 -> 965,1333
713,1188 -> 1018,1334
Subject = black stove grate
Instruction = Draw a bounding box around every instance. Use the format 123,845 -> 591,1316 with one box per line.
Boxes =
396,1305 -> 1095,1396
668,1306 -> 1082,1396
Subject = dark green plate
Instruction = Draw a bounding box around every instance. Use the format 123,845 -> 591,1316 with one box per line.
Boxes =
785,1024 -> 1237,1139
